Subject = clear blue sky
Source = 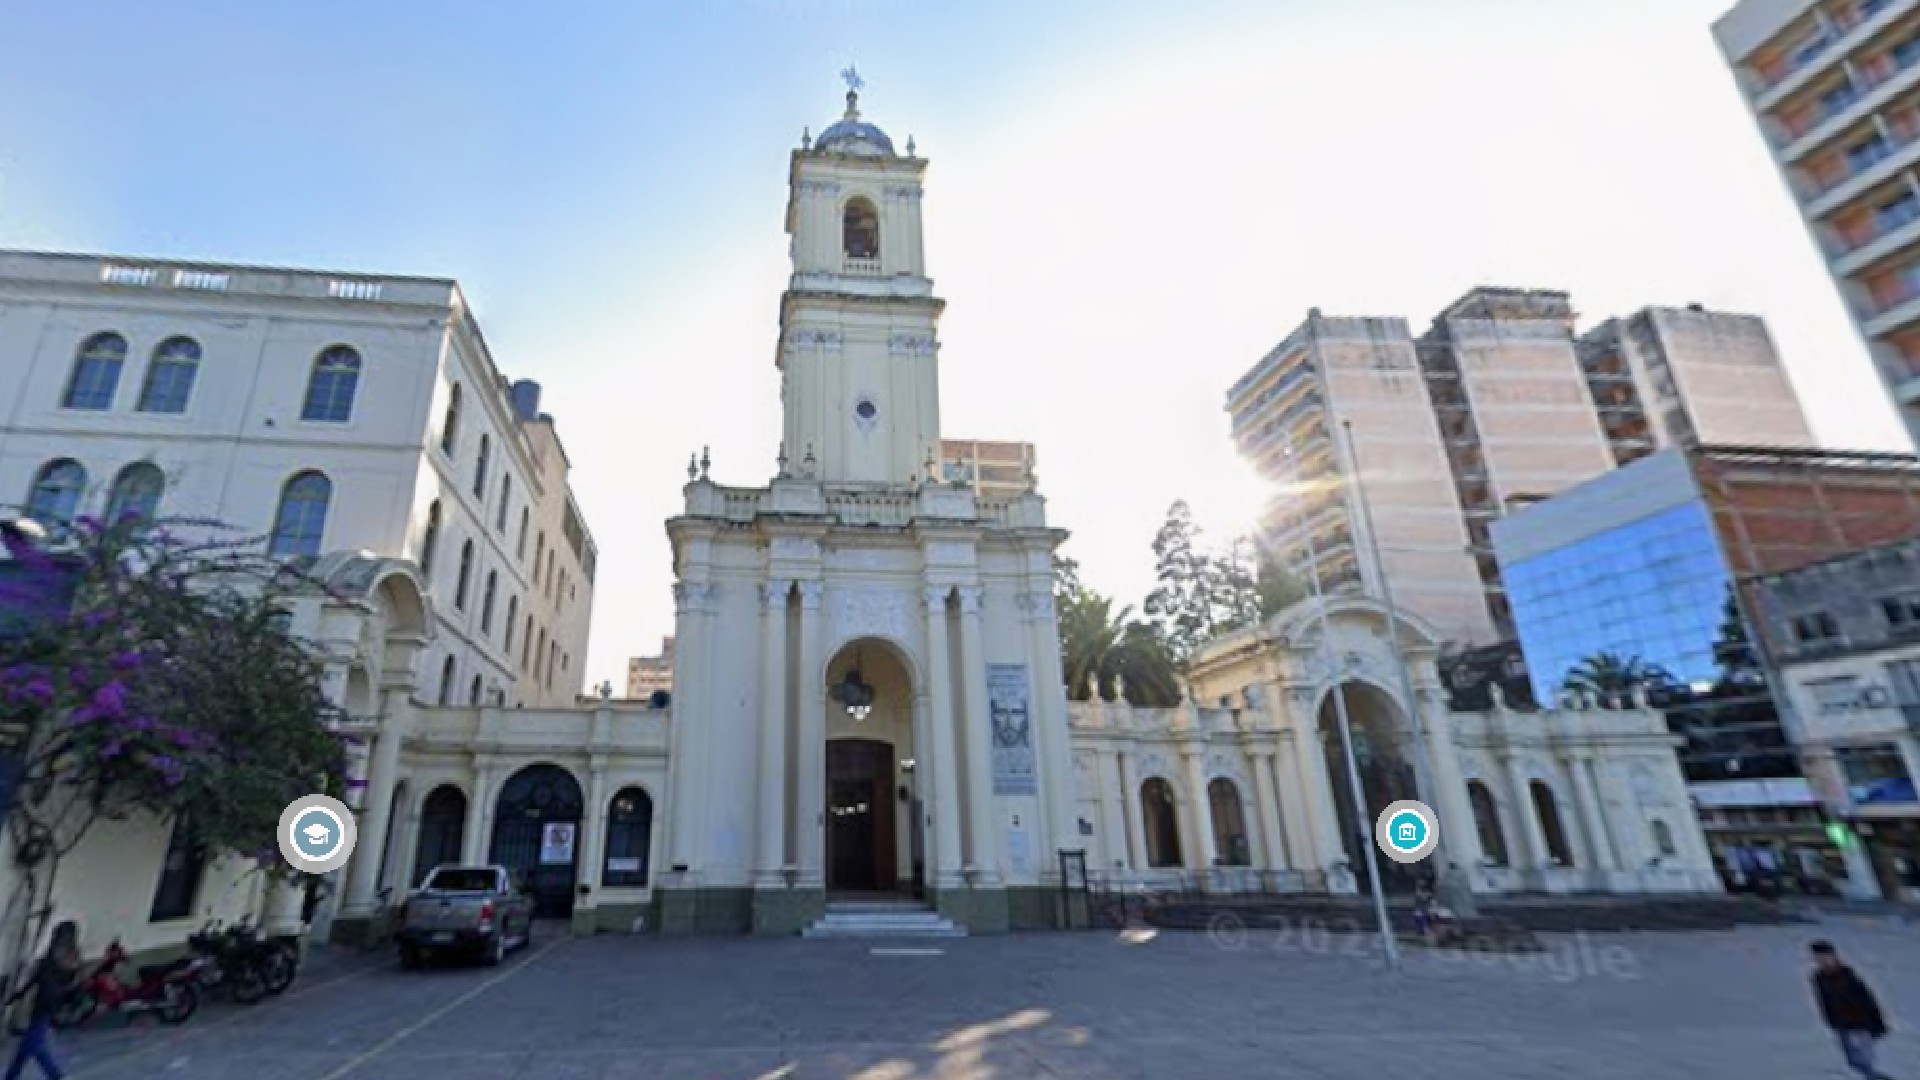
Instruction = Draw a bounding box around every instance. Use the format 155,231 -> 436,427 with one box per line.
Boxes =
3,0 -> 1900,692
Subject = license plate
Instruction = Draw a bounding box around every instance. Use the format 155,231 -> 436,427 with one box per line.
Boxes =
430,932 -> 453,944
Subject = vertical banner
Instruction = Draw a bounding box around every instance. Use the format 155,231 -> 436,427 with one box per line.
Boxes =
987,663 -> 1038,796
540,822 -> 577,865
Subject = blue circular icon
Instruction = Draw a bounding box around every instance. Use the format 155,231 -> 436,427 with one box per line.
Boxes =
1387,811 -> 1428,852
292,807 -> 344,860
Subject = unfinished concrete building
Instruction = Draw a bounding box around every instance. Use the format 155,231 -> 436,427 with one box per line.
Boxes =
1578,305 -> 1816,466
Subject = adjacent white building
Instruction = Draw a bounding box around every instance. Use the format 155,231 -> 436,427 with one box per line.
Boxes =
0,251 -> 598,709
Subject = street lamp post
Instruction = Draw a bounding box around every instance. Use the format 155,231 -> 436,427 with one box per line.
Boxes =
1339,420 -> 1478,919
1286,440 -> 1401,970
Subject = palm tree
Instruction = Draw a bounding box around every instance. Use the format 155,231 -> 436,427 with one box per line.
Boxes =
1057,587 -> 1181,706
1562,652 -> 1674,702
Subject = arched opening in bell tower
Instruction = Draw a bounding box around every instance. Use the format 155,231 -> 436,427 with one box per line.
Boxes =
823,638 -> 920,896
842,197 -> 880,260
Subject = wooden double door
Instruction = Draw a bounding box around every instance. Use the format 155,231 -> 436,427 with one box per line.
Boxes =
826,739 -> 897,893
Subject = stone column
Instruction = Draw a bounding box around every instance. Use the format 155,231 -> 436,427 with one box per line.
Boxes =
924,586 -> 963,886
1272,731 -> 1318,878
1250,748 -> 1289,871
1502,753 -> 1550,872
1024,590 -> 1079,875
343,708 -> 408,916
1181,746 -> 1218,873
578,761 -> 610,895
1095,748 -> 1127,872
462,757 -> 498,865
391,794 -> 422,895
795,581 -> 826,886
260,877 -> 308,936
955,586 -> 1000,884
1295,727 -> 1349,876
756,580 -> 792,885
1421,701 -> 1485,871
1569,754 -> 1617,876
664,580 -> 714,876
1117,749 -> 1148,872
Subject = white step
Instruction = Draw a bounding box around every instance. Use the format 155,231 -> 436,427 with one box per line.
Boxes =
801,902 -> 967,939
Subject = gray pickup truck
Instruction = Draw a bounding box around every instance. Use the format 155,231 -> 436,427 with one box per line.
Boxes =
395,865 -> 534,968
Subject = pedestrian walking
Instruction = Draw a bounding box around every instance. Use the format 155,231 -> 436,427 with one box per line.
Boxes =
4,921 -> 79,1080
1810,940 -> 1898,1080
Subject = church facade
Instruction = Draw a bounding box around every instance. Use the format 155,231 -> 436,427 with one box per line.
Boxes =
657,85 -> 1079,935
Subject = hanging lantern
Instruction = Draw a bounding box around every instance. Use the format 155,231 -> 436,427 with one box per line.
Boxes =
832,650 -> 875,721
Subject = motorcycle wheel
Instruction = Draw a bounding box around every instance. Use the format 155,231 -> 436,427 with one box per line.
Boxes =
51,991 -> 95,1030
156,983 -> 198,1025
262,947 -> 296,994
229,967 -> 267,1005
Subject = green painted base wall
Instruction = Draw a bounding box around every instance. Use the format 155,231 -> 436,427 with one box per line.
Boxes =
930,886 -> 1010,935
572,900 -> 656,936
1007,886 -> 1084,931
752,887 -> 825,936
656,887 -> 753,936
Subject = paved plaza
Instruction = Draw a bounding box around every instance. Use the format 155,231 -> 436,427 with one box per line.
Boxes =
44,916 -> 1920,1079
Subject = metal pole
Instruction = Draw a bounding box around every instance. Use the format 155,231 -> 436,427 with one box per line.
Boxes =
1339,420 -> 1477,918
1287,438 -> 1400,970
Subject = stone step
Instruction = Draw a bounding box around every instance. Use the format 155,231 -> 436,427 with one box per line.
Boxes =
802,903 -> 967,939
803,922 -> 968,939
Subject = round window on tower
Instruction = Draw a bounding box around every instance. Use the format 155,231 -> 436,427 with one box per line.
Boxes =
853,397 -> 880,434
855,398 -> 877,421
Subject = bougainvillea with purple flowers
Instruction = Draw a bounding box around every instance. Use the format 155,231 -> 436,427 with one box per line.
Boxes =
0,514 -> 348,901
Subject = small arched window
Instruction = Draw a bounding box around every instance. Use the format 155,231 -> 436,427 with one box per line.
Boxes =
300,346 -> 362,423
105,462 -> 165,525
521,615 -> 534,670
137,337 -> 201,414
535,627 -> 548,680
481,570 -> 498,633
420,500 -> 442,580
1468,780 -> 1509,867
1652,819 -> 1678,858
1141,778 -> 1183,869
455,539 -> 475,610
603,788 -> 654,886
437,656 -> 457,706
468,673 -> 483,706
1207,778 -> 1250,867
843,197 -> 880,260
269,471 -> 331,557
25,459 -> 87,523
470,430 -> 487,499
1530,780 -> 1575,866
496,474 -> 511,532
504,596 -> 519,652
517,507 -> 529,559
441,384 -> 462,454
62,332 -> 127,410
412,786 -> 467,885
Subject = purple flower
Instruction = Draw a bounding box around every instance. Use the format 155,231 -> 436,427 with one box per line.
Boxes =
101,739 -> 123,759
66,705 -> 99,726
90,681 -> 128,717
123,716 -> 154,732
108,650 -> 143,672
19,679 -> 54,708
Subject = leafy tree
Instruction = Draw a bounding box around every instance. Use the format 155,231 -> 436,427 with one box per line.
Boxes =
1143,501 -> 1215,662
1561,651 -> 1675,702
0,515 -> 348,962
1055,557 -> 1180,707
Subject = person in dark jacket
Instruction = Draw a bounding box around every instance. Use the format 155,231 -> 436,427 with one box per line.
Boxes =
4,921 -> 79,1080
1811,940 -> 1897,1079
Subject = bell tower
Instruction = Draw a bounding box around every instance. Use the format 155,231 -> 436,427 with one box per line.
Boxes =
777,71 -> 944,486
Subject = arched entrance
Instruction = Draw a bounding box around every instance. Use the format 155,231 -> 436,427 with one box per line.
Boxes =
413,785 -> 467,886
1318,680 -> 1420,894
823,639 -> 919,896
489,763 -> 583,917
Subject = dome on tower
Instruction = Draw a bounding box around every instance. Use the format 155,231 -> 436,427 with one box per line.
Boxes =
813,88 -> 895,157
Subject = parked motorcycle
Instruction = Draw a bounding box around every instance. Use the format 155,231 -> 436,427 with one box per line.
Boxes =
186,919 -> 298,1004
52,939 -> 199,1028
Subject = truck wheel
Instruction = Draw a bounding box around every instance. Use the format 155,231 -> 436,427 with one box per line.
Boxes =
482,933 -> 505,967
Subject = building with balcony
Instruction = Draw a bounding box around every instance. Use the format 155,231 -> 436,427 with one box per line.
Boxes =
0,250 -> 599,709
1748,537 -> 1920,901
938,439 -> 1035,500
1716,0 -> 1920,450
1576,304 -> 1816,466
1226,311 -> 1493,647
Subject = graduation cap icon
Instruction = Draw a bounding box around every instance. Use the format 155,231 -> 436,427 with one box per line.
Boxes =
302,823 -> 331,844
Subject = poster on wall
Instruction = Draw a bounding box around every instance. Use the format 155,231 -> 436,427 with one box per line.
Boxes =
987,663 -> 1038,796
540,822 -> 577,865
